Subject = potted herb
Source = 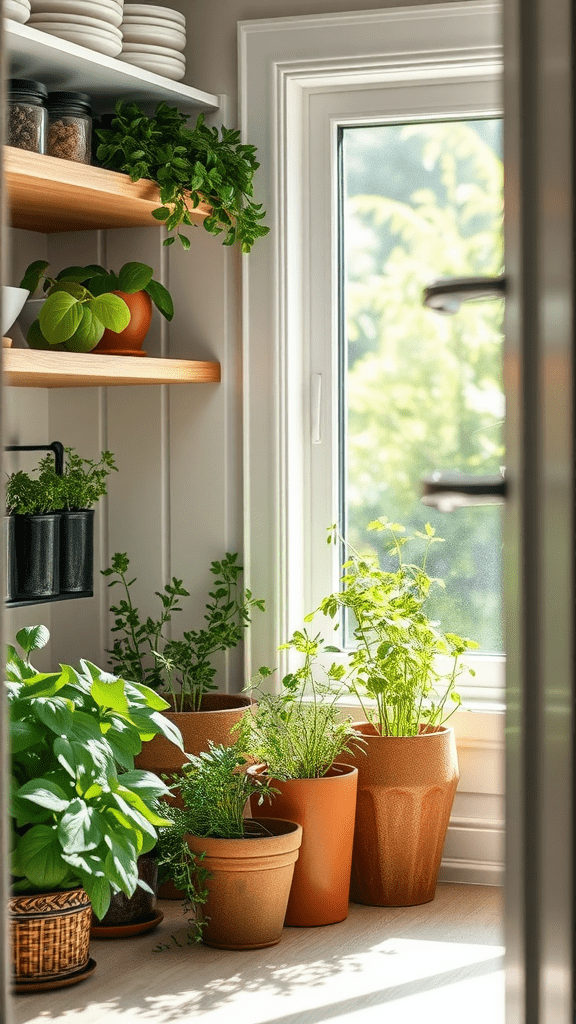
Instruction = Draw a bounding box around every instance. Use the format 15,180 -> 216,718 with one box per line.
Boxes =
19,260 -> 173,356
311,519 -> 478,908
7,624 -> 182,989
158,742 -> 302,950
239,629 -> 364,927
95,102 -> 269,252
6,460 -> 64,599
38,446 -> 116,595
102,551 -> 265,781
18,260 -> 131,352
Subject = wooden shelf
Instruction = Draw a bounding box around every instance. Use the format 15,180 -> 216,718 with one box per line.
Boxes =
6,21 -> 219,116
3,350 -> 221,388
5,148 -> 211,233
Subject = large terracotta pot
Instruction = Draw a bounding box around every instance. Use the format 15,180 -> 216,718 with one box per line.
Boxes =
94,289 -> 152,355
339,723 -> 459,907
248,763 -> 358,926
186,818 -> 302,950
10,887 -> 92,988
134,692 -> 252,776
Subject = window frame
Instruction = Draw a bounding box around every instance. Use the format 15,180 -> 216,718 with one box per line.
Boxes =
239,1 -> 503,702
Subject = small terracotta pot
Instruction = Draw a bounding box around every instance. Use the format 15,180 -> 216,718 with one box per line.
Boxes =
339,723 -> 459,907
94,289 -> 152,355
248,763 -> 358,926
186,818 -> 302,950
134,692 -> 252,777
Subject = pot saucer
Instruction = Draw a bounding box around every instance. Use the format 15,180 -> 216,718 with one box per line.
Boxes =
14,957 -> 97,993
90,910 -> 164,939
93,349 -> 148,357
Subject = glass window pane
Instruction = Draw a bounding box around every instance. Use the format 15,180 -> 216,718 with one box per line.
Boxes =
341,120 -> 504,653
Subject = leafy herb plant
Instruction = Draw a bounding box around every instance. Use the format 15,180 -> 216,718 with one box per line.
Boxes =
6,468 -> 62,516
37,447 -> 117,511
156,742 -> 278,944
310,519 -> 478,736
237,629 -> 364,779
103,551 -> 265,710
18,261 -> 132,352
8,624 -> 183,919
95,102 -> 269,252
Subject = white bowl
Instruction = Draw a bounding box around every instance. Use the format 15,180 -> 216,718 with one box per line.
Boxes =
4,0 -> 30,21
31,24 -> 123,53
2,288 -> 30,335
118,54 -> 184,78
30,0 -> 122,24
122,41 -> 184,60
120,51 -> 184,68
8,0 -> 31,8
121,23 -> 184,47
124,3 -> 184,25
29,11 -> 122,29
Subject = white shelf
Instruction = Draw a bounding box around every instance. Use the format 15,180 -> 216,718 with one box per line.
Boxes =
5,20 -> 219,116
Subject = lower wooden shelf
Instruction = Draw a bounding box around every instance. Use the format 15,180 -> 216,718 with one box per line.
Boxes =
6,590 -> 93,609
3,349 -> 221,388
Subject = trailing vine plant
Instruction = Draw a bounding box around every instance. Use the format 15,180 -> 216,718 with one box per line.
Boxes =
96,102 -> 269,252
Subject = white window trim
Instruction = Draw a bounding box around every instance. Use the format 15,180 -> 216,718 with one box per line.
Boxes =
239,1 -> 503,696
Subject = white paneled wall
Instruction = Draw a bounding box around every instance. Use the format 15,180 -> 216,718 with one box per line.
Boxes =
4,221 -> 242,683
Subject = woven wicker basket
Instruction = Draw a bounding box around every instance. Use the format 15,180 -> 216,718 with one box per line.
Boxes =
10,888 -> 92,983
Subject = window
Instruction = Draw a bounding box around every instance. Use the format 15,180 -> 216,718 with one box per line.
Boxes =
338,119 -> 504,655
240,3 -> 504,702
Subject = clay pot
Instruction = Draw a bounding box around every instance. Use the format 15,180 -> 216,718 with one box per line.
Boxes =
186,818 -> 302,949
134,692 -> 252,777
94,289 -> 152,355
249,763 -> 358,926
339,723 -> 459,907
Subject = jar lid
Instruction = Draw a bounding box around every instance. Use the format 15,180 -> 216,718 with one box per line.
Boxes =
47,91 -> 92,116
9,79 -> 48,102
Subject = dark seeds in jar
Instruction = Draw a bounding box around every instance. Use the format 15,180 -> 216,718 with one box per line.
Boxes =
9,104 -> 44,152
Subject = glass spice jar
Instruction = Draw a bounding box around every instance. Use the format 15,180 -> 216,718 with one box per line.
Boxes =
8,80 -> 48,154
46,92 -> 92,165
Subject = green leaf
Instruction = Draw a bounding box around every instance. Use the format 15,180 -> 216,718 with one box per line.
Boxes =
81,873 -> 110,920
17,825 -> 69,889
115,769 -> 171,802
90,293 -> 131,332
63,305 -> 105,353
104,831 -> 139,896
10,720 -> 44,754
148,710 -> 184,750
131,683 -> 170,711
35,697 -> 74,735
88,272 -> 120,297
85,661 -> 129,714
117,262 -> 153,293
152,207 -> 170,221
16,778 -> 70,814
20,260 -> 50,294
58,798 -> 103,852
16,625 -> 50,655
39,291 -> 83,344
144,279 -> 174,321
26,318 -> 53,350
56,266 -> 104,283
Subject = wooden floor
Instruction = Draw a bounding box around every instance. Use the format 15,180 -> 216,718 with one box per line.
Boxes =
11,883 -> 504,1024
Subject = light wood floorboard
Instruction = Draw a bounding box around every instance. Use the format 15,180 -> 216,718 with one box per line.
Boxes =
11,883 -> 504,1024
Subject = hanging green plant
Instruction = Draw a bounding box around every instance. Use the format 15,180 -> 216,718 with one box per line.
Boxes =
95,102 -> 269,253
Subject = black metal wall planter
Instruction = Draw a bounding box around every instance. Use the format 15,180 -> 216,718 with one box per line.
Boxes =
5,442 -> 94,608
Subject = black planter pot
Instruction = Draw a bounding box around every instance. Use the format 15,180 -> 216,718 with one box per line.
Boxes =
4,516 -> 17,602
14,513 -> 61,599
93,854 -> 158,928
60,509 -> 94,593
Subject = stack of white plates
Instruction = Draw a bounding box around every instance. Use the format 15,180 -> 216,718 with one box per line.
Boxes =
120,3 -> 185,81
28,0 -> 123,56
4,0 -> 31,23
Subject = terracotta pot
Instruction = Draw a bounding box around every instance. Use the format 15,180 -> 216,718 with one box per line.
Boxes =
339,723 -> 459,907
248,763 -> 358,926
10,887 -> 92,986
134,692 -> 252,777
94,289 -> 152,355
186,818 -> 302,950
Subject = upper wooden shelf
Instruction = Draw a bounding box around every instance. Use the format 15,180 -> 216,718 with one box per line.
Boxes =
3,350 -> 221,388
6,21 -> 219,116
5,147 -> 210,233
